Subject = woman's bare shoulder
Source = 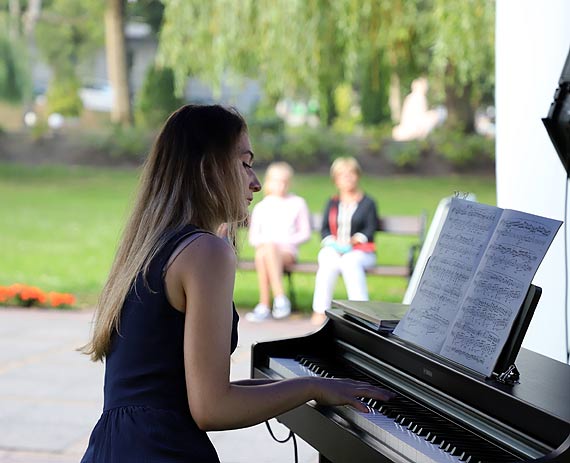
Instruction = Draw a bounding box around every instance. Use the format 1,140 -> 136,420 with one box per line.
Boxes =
174,232 -> 236,273
164,232 -> 236,311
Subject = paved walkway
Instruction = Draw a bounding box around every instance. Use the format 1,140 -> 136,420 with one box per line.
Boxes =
0,307 -> 321,463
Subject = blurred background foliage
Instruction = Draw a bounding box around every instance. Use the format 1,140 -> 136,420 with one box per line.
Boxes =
35,0 -> 104,116
158,0 -> 494,132
134,64 -> 183,128
0,0 -> 495,168
0,0 -> 497,306
0,0 -> 495,133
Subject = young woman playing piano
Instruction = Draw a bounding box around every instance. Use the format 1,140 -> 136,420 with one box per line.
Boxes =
79,104 -> 394,462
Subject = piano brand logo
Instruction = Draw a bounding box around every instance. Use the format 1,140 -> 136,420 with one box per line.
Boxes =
422,368 -> 433,377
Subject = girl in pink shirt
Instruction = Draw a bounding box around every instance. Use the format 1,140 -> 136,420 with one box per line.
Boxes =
246,162 -> 311,321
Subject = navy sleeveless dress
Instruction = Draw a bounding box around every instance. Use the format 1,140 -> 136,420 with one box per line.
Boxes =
81,225 -> 239,462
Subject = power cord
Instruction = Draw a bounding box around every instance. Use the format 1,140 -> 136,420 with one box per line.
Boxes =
553,185 -> 570,365
265,420 -> 299,463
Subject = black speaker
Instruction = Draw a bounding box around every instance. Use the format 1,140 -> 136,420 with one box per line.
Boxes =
543,45 -> 570,177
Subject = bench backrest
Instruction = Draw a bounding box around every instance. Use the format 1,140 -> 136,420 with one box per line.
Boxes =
310,211 -> 427,240
378,214 -> 427,238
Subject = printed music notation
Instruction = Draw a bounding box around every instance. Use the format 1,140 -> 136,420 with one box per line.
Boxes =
393,198 -> 561,377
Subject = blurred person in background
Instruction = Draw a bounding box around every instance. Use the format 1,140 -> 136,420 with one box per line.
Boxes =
312,156 -> 380,325
246,162 -> 311,321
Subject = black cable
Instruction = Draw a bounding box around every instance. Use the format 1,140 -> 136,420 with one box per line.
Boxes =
559,176 -> 570,361
265,419 -> 299,463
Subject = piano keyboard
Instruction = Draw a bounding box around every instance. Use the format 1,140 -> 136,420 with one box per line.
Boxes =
270,356 -> 520,463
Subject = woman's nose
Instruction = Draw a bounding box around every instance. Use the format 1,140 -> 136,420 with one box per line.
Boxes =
250,172 -> 261,192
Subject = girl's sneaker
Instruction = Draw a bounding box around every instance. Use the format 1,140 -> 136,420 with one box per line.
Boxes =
272,295 -> 291,319
245,304 -> 271,322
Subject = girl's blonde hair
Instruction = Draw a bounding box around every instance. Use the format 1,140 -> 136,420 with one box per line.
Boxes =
263,161 -> 293,195
330,156 -> 361,179
82,105 -> 249,361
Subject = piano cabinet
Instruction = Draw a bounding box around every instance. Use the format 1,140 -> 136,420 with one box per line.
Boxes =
251,308 -> 570,463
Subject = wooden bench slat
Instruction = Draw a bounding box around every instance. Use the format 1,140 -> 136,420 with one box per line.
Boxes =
312,212 -> 426,236
378,215 -> 426,235
236,261 -> 257,271
236,261 -> 411,278
365,265 -> 410,277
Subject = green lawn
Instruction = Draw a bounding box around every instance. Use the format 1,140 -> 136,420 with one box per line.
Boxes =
0,162 -> 496,311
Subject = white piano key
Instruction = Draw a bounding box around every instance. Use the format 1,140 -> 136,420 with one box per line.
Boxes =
347,408 -> 461,463
270,357 -> 462,463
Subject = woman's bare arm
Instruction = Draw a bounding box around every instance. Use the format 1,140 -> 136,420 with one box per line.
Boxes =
232,379 -> 278,385
169,233 -> 393,431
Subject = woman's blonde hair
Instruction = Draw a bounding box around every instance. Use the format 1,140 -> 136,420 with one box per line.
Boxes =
82,105 -> 249,361
330,156 -> 361,179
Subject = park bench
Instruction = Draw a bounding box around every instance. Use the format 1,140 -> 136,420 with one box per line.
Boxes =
237,211 -> 427,308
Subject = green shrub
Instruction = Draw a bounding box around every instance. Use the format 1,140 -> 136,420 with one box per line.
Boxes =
29,120 -> 50,141
359,53 -> 390,126
428,128 -> 494,167
248,131 -> 282,163
362,123 -> 394,154
465,133 -> 495,161
248,116 -> 285,163
46,77 -> 83,117
134,65 -> 183,128
249,119 -> 359,169
332,84 -> 361,134
280,127 -> 352,170
89,125 -> 154,160
279,127 -> 323,168
0,33 -> 31,103
383,140 -> 425,168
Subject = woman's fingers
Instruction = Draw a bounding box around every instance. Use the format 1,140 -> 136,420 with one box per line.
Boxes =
343,381 -> 397,412
357,386 -> 397,402
350,398 -> 370,413
341,379 -> 396,400
314,377 -> 397,412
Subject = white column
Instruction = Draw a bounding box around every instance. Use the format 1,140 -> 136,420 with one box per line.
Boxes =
496,0 -> 570,362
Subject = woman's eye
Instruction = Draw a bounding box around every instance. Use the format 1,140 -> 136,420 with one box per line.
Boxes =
242,161 -> 252,169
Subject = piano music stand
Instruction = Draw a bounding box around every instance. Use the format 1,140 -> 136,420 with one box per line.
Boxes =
335,284 -> 542,385
493,284 -> 542,384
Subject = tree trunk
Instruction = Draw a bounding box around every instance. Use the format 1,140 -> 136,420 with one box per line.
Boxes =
20,0 -> 42,110
444,83 -> 475,133
23,0 -> 41,36
389,72 -> 401,123
105,0 -> 131,125
9,0 -> 21,40
318,83 -> 337,127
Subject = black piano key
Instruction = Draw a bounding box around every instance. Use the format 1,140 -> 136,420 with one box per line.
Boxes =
457,446 -> 515,463
397,416 -> 409,426
449,446 -> 464,456
385,406 -> 515,461
425,432 -> 440,444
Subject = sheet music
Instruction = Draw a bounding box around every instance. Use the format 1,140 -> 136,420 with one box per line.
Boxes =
393,198 -> 562,376
393,200 -> 502,352
440,209 -> 562,375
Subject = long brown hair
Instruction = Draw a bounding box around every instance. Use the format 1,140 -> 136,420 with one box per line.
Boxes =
82,105 -> 249,361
